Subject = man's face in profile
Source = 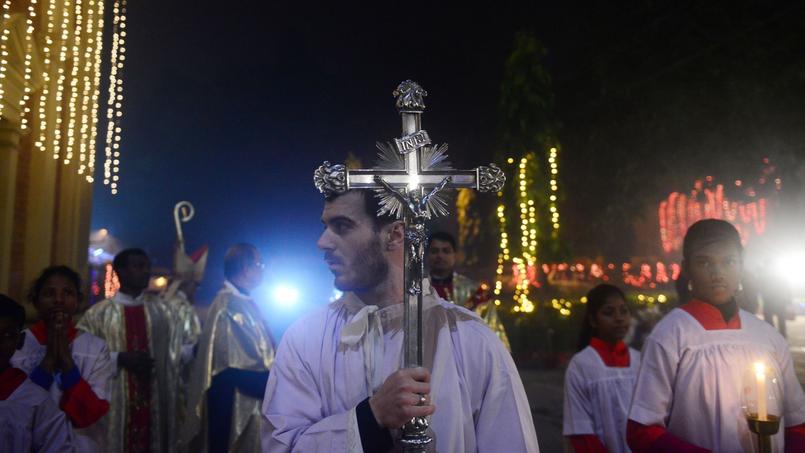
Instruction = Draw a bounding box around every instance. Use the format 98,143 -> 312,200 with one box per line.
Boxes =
317,192 -> 389,292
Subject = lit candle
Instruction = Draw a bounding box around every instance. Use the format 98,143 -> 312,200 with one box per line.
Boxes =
754,362 -> 767,421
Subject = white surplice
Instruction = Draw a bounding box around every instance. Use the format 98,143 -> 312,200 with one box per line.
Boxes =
11,330 -> 113,452
563,345 -> 640,452
261,284 -> 539,452
0,375 -> 74,452
629,308 -> 805,452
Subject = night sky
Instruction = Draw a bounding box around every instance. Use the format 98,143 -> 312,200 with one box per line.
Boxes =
91,1 -> 805,328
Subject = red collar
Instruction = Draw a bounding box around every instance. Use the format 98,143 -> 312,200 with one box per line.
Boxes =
29,320 -> 79,345
680,299 -> 741,330
590,337 -> 630,367
0,367 -> 27,400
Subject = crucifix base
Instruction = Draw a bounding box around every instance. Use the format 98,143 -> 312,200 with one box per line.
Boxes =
400,415 -> 432,452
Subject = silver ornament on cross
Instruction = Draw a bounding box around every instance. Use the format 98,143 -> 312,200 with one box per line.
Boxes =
313,80 -> 504,451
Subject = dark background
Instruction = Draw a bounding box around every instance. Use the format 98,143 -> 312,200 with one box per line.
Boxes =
91,1 -> 805,332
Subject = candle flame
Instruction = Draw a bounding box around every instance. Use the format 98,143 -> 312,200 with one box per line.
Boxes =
754,362 -> 766,378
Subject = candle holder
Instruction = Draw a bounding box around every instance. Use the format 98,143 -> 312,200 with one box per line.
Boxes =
743,361 -> 782,453
746,414 -> 780,453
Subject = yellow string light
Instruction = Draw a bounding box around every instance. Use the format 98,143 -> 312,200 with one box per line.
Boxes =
548,147 -> 560,233
494,198 -> 507,306
512,154 -> 536,313
17,0 -> 39,131
104,0 -> 126,194
86,0 -> 104,182
78,0 -> 95,175
0,0 -> 13,118
65,0 -> 84,165
52,0 -> 73,161
35,0 -> 57,152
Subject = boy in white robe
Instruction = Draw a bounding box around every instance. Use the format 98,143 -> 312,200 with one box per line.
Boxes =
0,293 -> 74,452
627,219 -> 805,452
11,266 -> 113,452
262,190 -> 539,452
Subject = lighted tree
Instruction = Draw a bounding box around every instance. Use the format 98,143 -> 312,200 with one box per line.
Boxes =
491,32 -> 567,312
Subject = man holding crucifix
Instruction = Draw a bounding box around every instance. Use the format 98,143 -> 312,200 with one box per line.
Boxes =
261,81 -> 538,452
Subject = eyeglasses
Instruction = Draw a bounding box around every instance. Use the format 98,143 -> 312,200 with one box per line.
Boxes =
254,261 -> 266,270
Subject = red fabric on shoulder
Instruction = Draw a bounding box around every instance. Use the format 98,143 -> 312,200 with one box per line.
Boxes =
680,300 -> 741,330
30,320 -> 79,345
0,367 -> 27,400
589,337 -> 630,367
785,424 -> 805,453
60,378 -> 110,428
568,434 -> 608,453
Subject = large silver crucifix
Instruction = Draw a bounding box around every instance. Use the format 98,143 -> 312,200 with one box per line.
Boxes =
313,80 -> 504,451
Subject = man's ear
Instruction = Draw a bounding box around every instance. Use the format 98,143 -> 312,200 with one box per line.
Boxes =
385,221 -> 405,250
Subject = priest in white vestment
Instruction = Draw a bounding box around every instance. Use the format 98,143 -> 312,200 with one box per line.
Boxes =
262,190 -> 539,452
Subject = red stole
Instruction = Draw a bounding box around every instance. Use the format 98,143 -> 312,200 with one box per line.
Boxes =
0,367 -> 27,400
124,305 -> 151,453
589,337 -> 630,367
680,299 -> 741,330
431,280 -> 454,302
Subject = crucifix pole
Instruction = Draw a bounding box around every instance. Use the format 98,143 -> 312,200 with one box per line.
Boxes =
313,80 -> 505,451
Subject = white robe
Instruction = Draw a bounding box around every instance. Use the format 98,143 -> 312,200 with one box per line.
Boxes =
628,308 -> 805,452
0,375 -> 74,452
261,288 -> 539,452
11,330 -> 113,453
563,345 -> 640,453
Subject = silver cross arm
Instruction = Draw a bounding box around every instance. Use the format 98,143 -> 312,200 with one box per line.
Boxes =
314,162 -> 505,195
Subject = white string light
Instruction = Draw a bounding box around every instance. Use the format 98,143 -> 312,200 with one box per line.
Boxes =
548,147 -> 560,233
35,0 -> 57,152
86,0 -> 104,182
18,0 -> 39,131
104,0 -> 126,194
52,0 -> 73,161
78,0 -> 94,175
0,0 -> 14,119
65,0 -> 84,165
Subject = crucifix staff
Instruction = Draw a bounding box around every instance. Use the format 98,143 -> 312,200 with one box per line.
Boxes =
313,80 -> 504,451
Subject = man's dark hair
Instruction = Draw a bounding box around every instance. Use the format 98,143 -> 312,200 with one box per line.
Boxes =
426,232 -> 457,251
113,248 -> 149,272
0,293 -> 26,328
682,219 -> 743,262
325,190 -> 397,231
224,243 -> 259,281
28,265 -> 83,303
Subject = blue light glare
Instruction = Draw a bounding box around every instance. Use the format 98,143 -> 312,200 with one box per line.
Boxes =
272,284 -> 300,307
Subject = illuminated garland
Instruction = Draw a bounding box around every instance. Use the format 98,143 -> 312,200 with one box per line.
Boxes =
18,0 -> 38,131
64,0 -> 83,165
35,0 -> 57,152
86,0 -> 104,182
548,147 -> 560,234
77,0 -> 94,175
1,0 -> 124,190
512,154 -> 536,313
52,0 -> 72,161
103,0 -> 126,194
0,0 -> 13,118
104,262 -> 120,298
